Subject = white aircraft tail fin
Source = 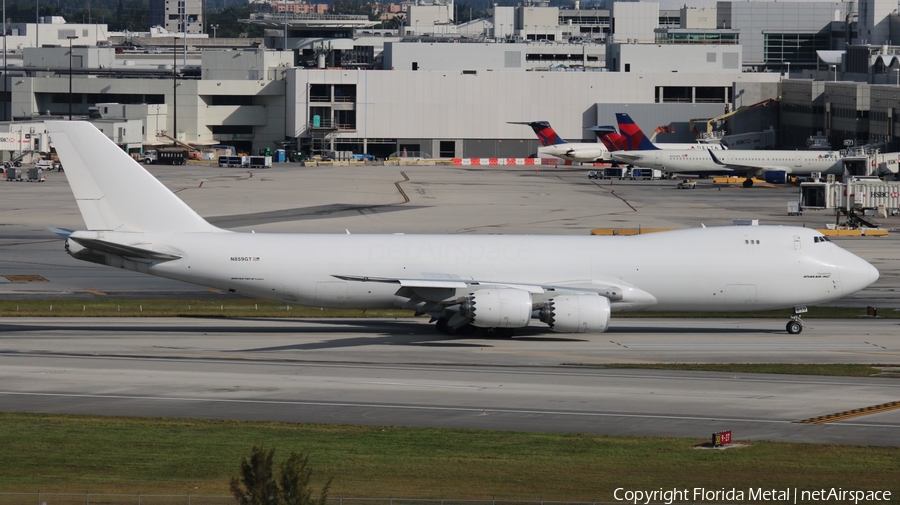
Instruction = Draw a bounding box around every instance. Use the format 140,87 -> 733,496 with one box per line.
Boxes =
47,121 -> 219,234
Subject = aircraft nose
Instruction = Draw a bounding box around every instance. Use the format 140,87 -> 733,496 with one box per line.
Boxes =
840,253 -> 879,296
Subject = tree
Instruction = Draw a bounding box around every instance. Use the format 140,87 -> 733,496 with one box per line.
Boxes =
280,452 -> 333,505
231,446 -> 333,505
230,446 -> 280,505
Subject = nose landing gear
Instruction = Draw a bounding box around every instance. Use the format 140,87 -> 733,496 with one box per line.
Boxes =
786,306 -> 807,334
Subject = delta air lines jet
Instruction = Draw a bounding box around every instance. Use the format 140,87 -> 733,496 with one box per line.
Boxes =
47,122 -> 878,335
510,121 -> 617,163
612,146 -> 844,187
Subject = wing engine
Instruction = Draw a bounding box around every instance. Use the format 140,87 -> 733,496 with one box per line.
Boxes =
451,288 -> 533,329
539,295 -> 610,333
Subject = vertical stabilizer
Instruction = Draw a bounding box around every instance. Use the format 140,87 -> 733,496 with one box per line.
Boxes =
527,121 -> 568,146
615,113 -> 659,151
509,121 -> 569,146
590,126 -> 627,151
47,121 -> 219,233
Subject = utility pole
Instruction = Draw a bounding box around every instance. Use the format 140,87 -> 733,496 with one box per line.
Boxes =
173,36 -> 177,142
68,36 -> 78,120
3,0 -> 6,122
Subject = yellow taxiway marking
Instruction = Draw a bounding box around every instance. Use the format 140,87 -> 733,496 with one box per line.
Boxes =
795,400 -> 900,424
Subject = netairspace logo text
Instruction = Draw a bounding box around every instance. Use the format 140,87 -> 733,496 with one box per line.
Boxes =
613,487 -> 892,504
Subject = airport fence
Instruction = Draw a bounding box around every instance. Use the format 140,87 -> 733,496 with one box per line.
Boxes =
0,495 -> 625,505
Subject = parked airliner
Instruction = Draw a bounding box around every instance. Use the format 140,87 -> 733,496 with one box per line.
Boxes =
48,122 -> 878,335
510,121 -> 617,163
512,117 -> 723,164
611,147 -> 844,187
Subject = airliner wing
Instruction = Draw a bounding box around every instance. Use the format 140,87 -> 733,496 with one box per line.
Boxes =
333,275 -> 624,300
707,150 -> 773,176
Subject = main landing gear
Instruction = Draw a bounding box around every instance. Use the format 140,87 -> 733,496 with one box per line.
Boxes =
742,178 -> 754,188
786,306 -> 807,334
435,317 -> 514,338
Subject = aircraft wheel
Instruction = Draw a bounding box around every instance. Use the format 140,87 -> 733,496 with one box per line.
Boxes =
742,179 -> 754,188
435,317 -> 455,335
479,327 -> 498,338
786,320 -> 803,334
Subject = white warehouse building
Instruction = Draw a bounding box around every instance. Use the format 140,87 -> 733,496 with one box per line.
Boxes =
286,67 -> 780,158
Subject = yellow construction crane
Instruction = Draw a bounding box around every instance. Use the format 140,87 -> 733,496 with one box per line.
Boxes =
689,98 -> 779,137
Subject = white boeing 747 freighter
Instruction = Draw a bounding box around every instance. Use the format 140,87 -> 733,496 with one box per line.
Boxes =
47,122 -> 878,335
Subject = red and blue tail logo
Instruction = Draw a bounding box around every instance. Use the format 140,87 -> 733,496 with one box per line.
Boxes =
590,126 -> 627,151
527,121 -> 568,147
615,113 -> 659,151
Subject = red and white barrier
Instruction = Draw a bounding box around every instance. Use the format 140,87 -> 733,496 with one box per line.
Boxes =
452,158 -> 562,166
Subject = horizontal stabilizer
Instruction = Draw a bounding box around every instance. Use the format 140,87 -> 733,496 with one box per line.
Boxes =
70,236 -> 182,261
46,226 -> 75,239
588,125 -> 619,134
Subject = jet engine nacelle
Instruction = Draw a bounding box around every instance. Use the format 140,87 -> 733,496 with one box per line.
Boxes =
539,295 -> 610,333
567,148 -> 609,163
459,288 -> 533,328
764,171 -> 788,184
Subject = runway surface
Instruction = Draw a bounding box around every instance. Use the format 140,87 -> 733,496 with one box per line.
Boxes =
1,317 -> 898,446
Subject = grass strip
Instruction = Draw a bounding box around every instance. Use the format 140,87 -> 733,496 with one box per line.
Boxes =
0,299 -> 417,318
1,413 -> 898,500
0,300 -> 895,319
565,363 -> 900,377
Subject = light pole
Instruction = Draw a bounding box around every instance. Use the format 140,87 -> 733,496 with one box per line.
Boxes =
211,24 -> 218,39
3,0 -> 6,122
831,64 -> 836,82
67,35 -> 78,120
182,0 -> 187,67
894,68 -> 899,87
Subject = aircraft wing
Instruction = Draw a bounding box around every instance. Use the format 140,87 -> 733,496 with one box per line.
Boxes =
707,150 -> 773,176
332,275 -> 624,301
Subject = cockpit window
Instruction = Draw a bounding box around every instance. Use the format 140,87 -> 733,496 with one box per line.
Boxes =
813,236 -> 832,243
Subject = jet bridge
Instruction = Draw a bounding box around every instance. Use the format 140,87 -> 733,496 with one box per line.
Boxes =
841,146 -> 900,179
799,175 -> 900,228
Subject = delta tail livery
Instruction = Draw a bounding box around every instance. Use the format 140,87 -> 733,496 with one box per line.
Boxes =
614,113 -> 726,151
48,122 -> 878,335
